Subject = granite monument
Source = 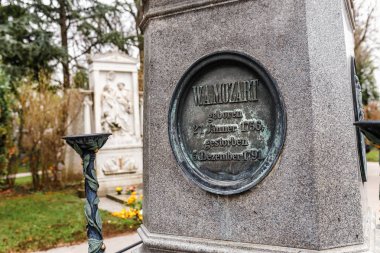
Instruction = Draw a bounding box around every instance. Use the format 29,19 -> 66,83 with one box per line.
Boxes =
134,0 -> 375,252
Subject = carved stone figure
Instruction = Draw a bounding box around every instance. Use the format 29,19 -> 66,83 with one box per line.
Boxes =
101,84 -> 119,133
100,82 -> 132,135
114,82 -> 132,133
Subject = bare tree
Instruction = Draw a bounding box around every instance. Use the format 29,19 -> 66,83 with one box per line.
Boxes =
353,0 -> 379,106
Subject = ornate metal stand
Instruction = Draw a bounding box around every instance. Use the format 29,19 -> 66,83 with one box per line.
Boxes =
63,133 -> 112,253
354,121 -> 380,146
355,120 -> 380,174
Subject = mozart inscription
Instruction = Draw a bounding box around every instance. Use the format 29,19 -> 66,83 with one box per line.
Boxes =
169,52 -> 286,195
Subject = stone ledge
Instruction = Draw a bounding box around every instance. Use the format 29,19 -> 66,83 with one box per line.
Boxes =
135,225 -> 372,253
140,0 -> 242,30
106,188 -> 143,204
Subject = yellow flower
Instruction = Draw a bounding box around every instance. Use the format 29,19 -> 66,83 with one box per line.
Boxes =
126,209 -> 136,219
127,196 -> 137,205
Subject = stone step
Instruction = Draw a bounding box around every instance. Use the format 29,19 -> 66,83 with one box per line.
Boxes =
106,189 -> 143,204
106,193 -> 129,204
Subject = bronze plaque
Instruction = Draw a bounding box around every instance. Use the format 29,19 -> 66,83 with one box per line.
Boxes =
351,57 -> 367,182
169,51 -> 286,195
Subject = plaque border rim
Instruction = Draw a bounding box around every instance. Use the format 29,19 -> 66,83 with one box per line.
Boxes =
350,57 -> 367,182
168,50 -> 287,195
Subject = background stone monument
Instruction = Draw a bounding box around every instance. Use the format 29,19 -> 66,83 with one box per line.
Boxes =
135,0 -> 375,252
64,89 -> 93,180
88,52 -> 143,195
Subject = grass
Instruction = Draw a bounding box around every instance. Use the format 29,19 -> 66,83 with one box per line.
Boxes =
366,148 -> 379,163
14,176 -> 32,186
0,190 -> 139,253
17,165 -> 29,174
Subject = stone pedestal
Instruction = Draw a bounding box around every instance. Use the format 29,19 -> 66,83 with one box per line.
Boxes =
64,89 -> 92,180
136,0 -> 374,252
89,52 -> 143,196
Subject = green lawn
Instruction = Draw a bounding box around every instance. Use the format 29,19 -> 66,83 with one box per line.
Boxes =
17,165 -> 29,174
0,190 -> 139,253
14,175 -> 32,186
366,148 -> 379,163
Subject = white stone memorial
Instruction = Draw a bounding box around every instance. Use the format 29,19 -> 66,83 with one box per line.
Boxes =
88,52 -> 143,195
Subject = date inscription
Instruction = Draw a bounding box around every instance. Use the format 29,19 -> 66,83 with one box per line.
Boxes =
190,82 -> 265,165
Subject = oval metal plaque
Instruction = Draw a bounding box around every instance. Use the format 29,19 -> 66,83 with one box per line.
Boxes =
169,51 -> 286,195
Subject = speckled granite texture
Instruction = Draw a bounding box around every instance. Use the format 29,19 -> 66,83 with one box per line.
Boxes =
138,0 -> 365,252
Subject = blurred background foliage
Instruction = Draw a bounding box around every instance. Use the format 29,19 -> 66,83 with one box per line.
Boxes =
354,0 -> 379,107
0,0 -> 143,191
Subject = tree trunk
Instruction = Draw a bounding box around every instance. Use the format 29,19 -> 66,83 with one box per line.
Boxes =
138,48 -> 144,91
30,153 -> 40,190
59,0 -> 70,89
5,155 -> 18,189
136,0 -> 144,91
15,107 -> 25,188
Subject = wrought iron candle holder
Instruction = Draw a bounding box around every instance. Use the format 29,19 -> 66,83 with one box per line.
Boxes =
354,121 -> 380,146
63,133 -> 112,253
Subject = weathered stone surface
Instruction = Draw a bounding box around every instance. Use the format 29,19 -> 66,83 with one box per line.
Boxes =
132,224 -> 374,253
143,0 -> 230,14
140,0 -> 364,251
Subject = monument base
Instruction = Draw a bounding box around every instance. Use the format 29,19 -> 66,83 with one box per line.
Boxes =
133,215 -> 376,253
97,172 -> 142,197
96,145 -> 143,196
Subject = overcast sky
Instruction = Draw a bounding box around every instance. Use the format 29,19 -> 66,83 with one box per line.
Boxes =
366,1 -> 380,89
355,0 -> 380,89
372,2 -> 380,89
